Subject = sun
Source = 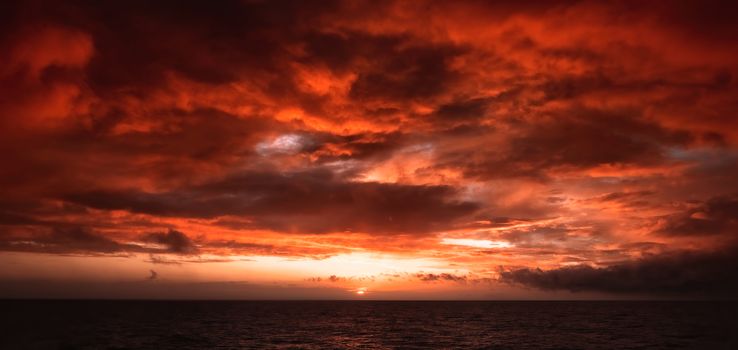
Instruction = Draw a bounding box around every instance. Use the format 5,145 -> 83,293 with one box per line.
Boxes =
355,287 -> 367,296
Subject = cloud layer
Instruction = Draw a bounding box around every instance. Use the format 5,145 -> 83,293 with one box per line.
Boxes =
1,0 -> 738,297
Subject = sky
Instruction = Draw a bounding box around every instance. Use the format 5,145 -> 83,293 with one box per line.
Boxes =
1,0 -> 738,299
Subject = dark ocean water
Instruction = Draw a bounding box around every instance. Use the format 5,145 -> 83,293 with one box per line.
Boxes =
1,300 -> 737,349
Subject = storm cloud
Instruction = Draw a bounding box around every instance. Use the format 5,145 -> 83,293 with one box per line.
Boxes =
500,246 -> 738,297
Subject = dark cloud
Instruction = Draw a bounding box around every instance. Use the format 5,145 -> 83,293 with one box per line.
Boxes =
432,98 -> 490,122
584,190 -> 656,208
141,229 -> 198,254
0,227 -> 133,255
0,226 -> 201,256
0,108 -> 278,200
445,108 -> 693,179
500,246 -> 738,297
498,224 -> 580,249
416,273 -> 468,283
638,1 -> 738,43
64,169 -> 479,234
657,195 -> 738,236
540,74 -> 613,101
305,131 -> 407,163
145,255 -> 182,265
597,191 -> 655,202
306,274 -> 375,283
0,211 -> 40,226
40,0 -> 339,90
349,41 -> 467,102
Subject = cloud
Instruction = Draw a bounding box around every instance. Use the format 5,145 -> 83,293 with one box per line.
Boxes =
306,274 -> 377,283
440,107 -> 693,179
1,0 -> 738,298
499,246 -> 738,297
0,226 -> 200,256
0,227 -> 134,255
595,191 -> 655,203
64,169 -> 479,234
141,229 -> 198,254
416,273 -> 468,283
348,40 -> 467,102
657,195 -> 738,236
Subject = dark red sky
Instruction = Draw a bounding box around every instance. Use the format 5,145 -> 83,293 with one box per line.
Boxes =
1,0 -> 738,299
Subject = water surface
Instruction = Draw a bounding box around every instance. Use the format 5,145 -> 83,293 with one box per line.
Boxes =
2,300 -> 736,349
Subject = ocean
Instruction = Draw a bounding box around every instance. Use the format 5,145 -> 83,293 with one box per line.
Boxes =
1,300 -> 736,349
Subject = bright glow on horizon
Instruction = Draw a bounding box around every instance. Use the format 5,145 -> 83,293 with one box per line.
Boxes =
237,252 -> 450,282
